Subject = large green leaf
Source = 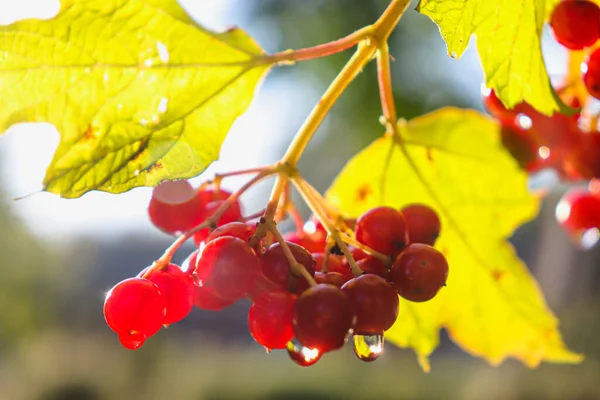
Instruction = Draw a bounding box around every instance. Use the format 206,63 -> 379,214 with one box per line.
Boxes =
0,0 -> 271,198
327,107 -> 582,370
416,0 -> 568,116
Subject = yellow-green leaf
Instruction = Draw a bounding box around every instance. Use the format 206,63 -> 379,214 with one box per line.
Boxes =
0,0 -> 272,198
416,0 -> 568,116
326,107 -> 582,370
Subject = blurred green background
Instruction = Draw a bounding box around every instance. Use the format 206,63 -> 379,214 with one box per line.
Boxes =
1,1 -> 599,399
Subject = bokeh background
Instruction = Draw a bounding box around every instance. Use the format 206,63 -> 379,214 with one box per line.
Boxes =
1,1 -> 599,399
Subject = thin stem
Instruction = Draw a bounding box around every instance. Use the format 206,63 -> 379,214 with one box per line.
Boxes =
281,0 -> 409,167
269,26 -> 374,64
266,221 -> 318,287
376,42 -> 398,128
214,166 -> 271,179
281,42 -> 376,166
339,232 -> 391,265
291,176 -> 362,277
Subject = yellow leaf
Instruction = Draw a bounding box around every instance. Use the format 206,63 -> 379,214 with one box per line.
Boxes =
416,0 -> 570,116
326,107 -> 582,369
0,0 -> 272,198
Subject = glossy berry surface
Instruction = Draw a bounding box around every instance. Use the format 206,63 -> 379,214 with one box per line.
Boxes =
550,0 -> 600,49
314,271 -> 349,288
342,274 -> 399,334
205,222 -> 256,243
556,189 -> 600,232
584,48 -> 600,99
194,236 -> 261,301
401,204 -> 441,246
357,256 -> 387,276
260,242 -> 316,293
103,278 -> 167,346
355,206 -> 408,255
143,263 -> 195,324
293,284 -> 357,352
389,244 -> 449,302
192,188 -> 244,245
248,291 -> 297,349
283,232 -> 325,253
148,180 -> 205,235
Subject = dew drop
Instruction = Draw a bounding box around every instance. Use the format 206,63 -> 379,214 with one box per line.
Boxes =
352,334 -> 384,362
158,97 -> 169,114
119,331 -> 146,350
286,339 -> 321,367
134,169 -> 140,176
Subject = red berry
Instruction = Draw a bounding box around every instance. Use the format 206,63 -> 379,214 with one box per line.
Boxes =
182,249 -> 237,310
260,242 -> 316,293
388,244 -> 449,302
355,207 -> 409,255
283,231 -> 325,253
500,123 -> 541,171
292,284 -> 357,352
357,256 -> 387,276
550,0 -> 600,50
192,188 -> 244,245
583,48 -> 600,99
401,204 -> 441,246
556,189 -> 600,232
341,274 -> 399,335
103,278 -> 167,346
148,180 -> 206,235
142,263 -> 195,324
205,222 -> 256,243
194,236 -> 261,301
314,271 -> 349,288
248,291 -> 297,349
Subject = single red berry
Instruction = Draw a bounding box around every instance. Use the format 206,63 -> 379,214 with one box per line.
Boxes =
260,242 -> 316,293
283,231 -> 325,253
556,188 -> 600,232
292,284 -> 357,352
550,0 -> 600,50
314,271 -> 349,288
142,263 -> 195,324
248,291 -> 297,349
194,236 -> 261,301
583,48 -> 600,99
401,204 -> 441,246
148,180 -> 206,235
303,217 -> 327,243
103,278 -> 167,345
341,274 -> 399,335
357,256 -> 387,276
181,249 -> 237,310
564,131 -> 600,180
355,206 -> 409,255
205,222 -> 256,243
388,244 -> 449,302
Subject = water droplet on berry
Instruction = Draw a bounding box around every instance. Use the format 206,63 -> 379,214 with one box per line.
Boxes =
119,331 -> 146,350
352,334 -> 384,362
516,114 -> 532,130
286,339 -> 321,367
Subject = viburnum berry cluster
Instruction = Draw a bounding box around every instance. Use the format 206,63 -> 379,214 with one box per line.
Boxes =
103,175 -> 448,365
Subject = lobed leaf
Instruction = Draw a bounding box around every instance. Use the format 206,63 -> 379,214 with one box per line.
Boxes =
0,0 -> 272,198
416,0 -> 569,116
327,107 -> 582,370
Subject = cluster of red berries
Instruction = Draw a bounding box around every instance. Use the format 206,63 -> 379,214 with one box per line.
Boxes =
103,180 -> 449,365
556,185 -> 600,248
